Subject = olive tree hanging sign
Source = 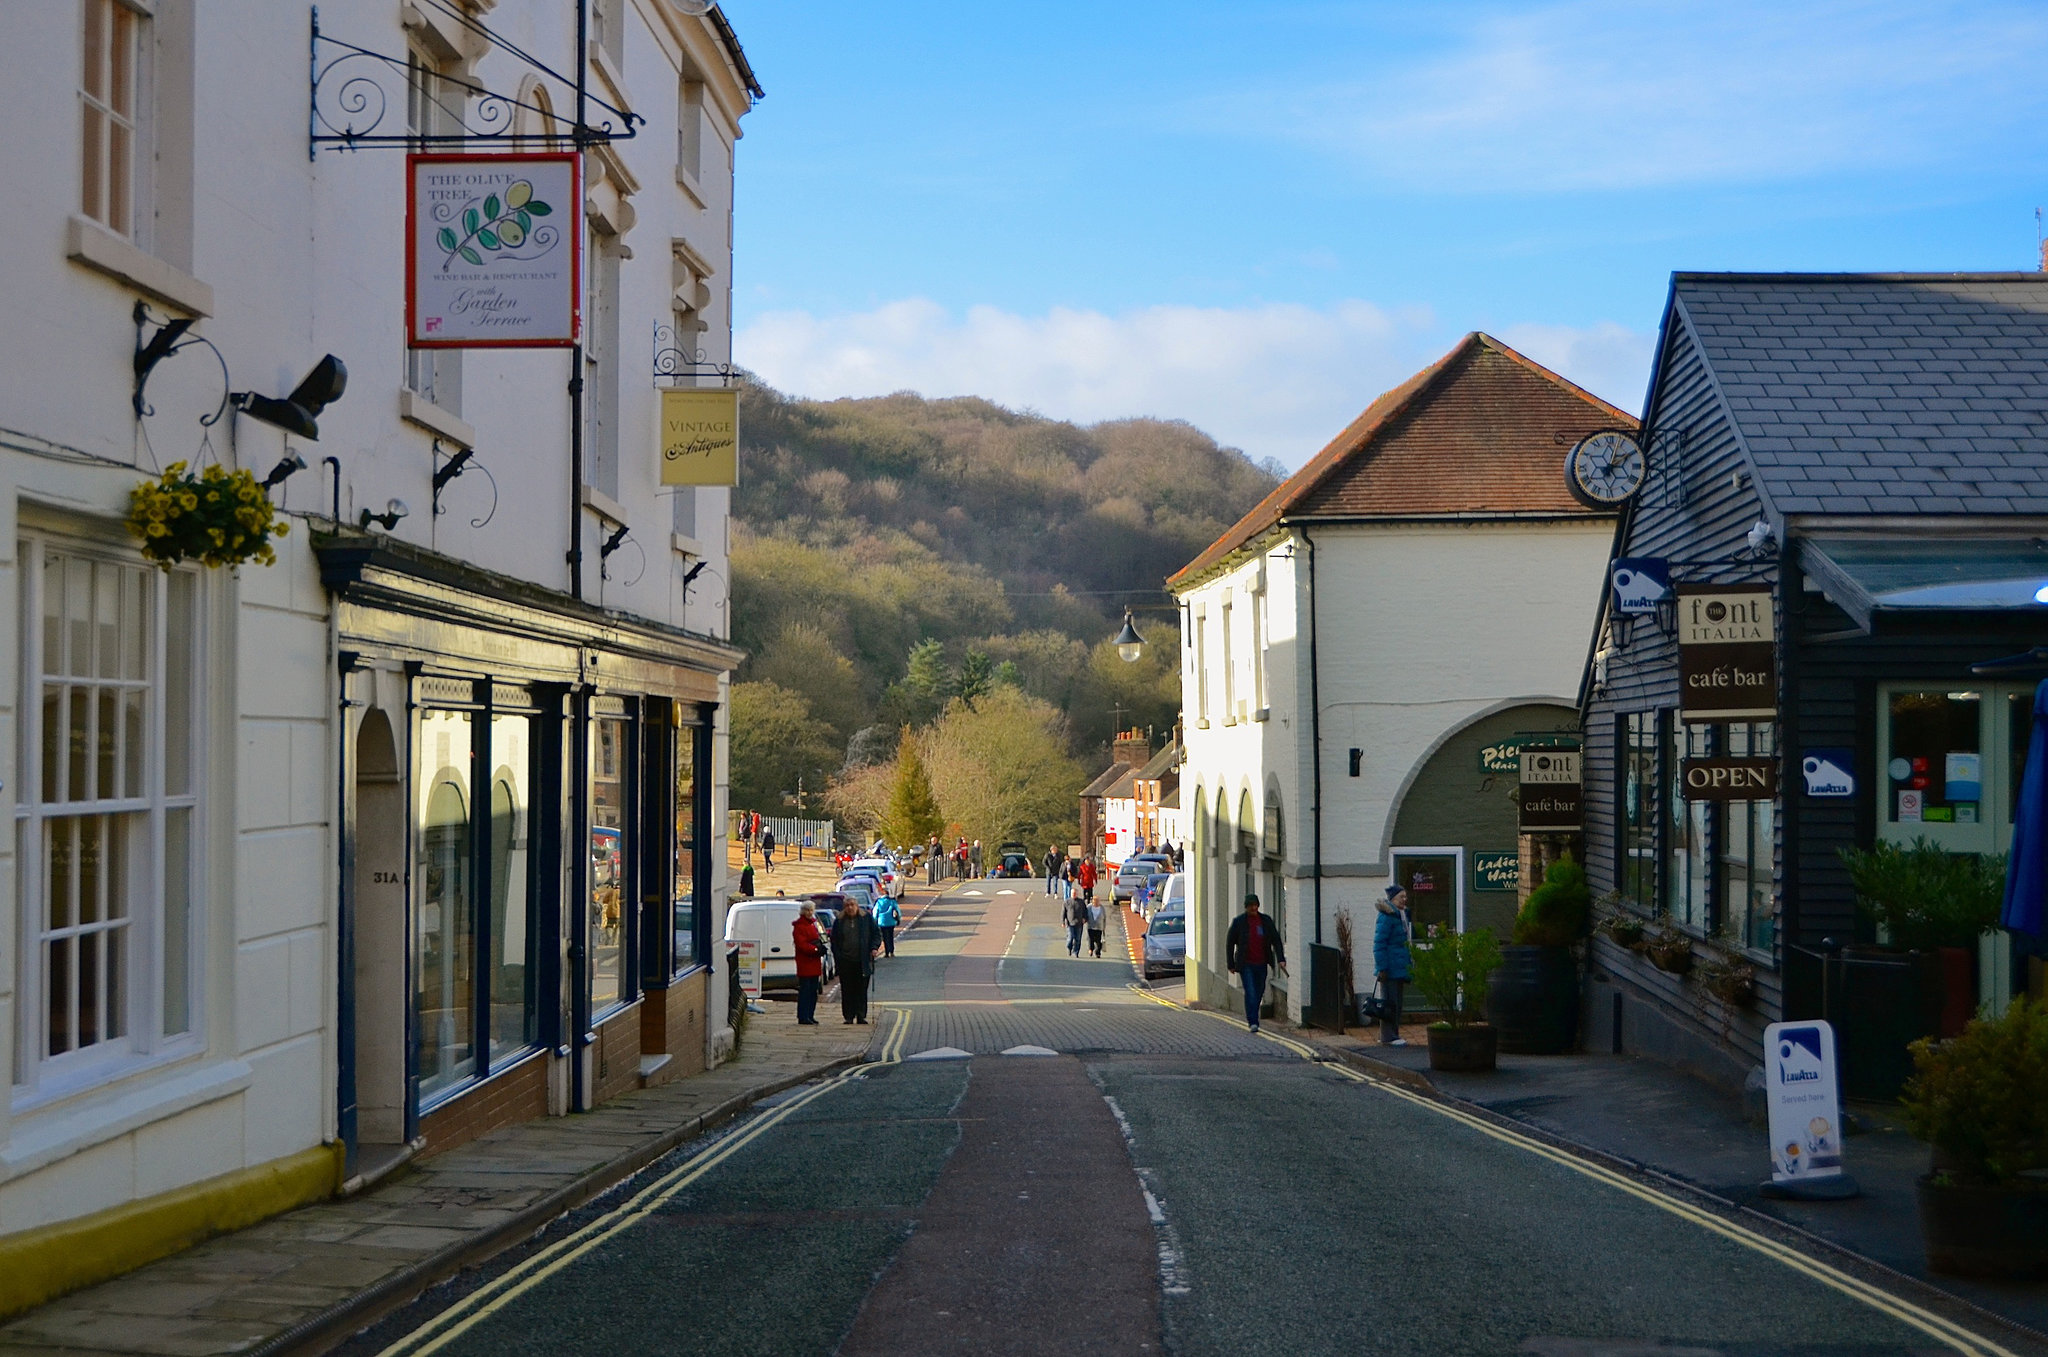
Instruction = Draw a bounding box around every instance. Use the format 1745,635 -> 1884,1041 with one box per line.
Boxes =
407,153 -> 580,348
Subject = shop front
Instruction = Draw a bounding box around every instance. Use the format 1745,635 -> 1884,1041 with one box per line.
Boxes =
319,531 -> 735,1179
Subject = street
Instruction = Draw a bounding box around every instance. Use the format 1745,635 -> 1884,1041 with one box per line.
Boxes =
339,886 -> 2026,1357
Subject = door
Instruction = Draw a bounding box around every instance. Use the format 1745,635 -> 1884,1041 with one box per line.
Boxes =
1389,847 -> 1465,941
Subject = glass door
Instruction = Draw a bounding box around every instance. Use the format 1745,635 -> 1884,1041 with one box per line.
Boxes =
1389,848 -> 1465,941
1878,682 -> 2037,854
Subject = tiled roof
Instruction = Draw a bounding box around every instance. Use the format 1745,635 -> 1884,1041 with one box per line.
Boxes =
1081,763 -> 1125,798
1169,333 -> 1633,587
1136,741 -> 1179,781
1101,768 -> 1139,801
1673,273 -> 2048,516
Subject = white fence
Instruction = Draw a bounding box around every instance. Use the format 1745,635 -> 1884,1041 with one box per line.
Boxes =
728,813 -> 836,853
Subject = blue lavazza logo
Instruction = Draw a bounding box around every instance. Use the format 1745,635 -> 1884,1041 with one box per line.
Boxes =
1611,558 -> 1670,615
1801,750 -> 1854,798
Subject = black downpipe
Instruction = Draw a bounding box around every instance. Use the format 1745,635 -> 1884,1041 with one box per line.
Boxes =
566,0 -> 587,600
693,704 -> 717,968
470,680 -> 495,1075
1303,528 -> 1325,950
335,652 -> 361,1178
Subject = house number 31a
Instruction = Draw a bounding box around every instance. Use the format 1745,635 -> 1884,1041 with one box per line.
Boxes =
371,871 -> 400,884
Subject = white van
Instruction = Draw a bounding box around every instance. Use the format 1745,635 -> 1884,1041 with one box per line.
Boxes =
725,898 -> 836,990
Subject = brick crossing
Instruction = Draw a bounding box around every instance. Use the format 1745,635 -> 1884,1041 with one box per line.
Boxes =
892,1001 -> 1294,1059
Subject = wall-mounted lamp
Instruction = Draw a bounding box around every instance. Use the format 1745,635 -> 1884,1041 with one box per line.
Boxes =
359,498 -> 408,531
232,354 -> 349,441
261,448 -> 307,490
1113,610 -> 1145,663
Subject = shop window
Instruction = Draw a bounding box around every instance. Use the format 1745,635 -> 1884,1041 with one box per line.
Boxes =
1618,712 -> 1658,911
1720,722 -> 1775,954
674,722 -> 701,972
1665,721 -> 1711,931
16,537 -> 199,1096
416,765 -> 474,1100
1886,689 -> 1982,829
488,713 -> 539,1058
590,708 -> 631,1014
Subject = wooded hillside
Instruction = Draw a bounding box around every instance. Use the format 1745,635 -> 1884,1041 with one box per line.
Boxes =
727,378 -> 1280,844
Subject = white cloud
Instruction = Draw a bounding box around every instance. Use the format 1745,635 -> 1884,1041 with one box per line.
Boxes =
1233,1 -> 2048,192
738,299 -> 1654,468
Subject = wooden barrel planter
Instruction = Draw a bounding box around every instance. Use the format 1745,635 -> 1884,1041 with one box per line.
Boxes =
1427,1023 -> 1498,1072
1486,945 -> 1579,1054
1918,1177 -> 2048,1278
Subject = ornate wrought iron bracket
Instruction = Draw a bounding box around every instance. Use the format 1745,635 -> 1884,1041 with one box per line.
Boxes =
653,322 -> 740,386
309,3 -> 641,156
133,301 -> 231,425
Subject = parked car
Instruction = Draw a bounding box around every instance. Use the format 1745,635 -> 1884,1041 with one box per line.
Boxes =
1142,909 -> 1186,978
850,856 -> 904,897
1113,853 -> 1172,902
725,899 -> 835,991
996,848 -> 1033,878
835,877 -> 880,912
1137,871 -> 1172,915
1149,872 -> 1188,920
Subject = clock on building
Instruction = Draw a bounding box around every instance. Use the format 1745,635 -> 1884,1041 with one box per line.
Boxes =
1564,429 -> 1646,509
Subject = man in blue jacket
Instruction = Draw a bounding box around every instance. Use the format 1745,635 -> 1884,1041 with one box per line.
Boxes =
1373,884 -> 1413,1046
1224,894 -> 1287,1034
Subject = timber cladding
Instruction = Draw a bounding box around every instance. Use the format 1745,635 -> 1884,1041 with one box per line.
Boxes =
417,1051 -> 551,1161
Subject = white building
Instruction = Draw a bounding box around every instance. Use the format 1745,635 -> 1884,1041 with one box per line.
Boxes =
1168,335 -> 1628,1023
0,0 -> 755,1311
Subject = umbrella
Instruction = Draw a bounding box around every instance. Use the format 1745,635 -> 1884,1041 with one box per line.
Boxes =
2001,677 -> 2048,941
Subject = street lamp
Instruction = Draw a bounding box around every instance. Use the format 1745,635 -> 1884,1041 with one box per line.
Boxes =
1113,610 -> 1145,663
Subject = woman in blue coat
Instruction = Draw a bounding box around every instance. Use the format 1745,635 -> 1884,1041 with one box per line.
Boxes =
1372,884 -> 1413,1046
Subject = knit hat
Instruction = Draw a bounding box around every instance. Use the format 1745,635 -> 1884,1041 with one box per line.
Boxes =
1385,884 -> 1403,900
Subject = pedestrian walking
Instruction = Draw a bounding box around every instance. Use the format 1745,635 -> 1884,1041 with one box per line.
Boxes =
1043,845 -> 1063,895
928,836 -> 942,885
831,898 -> 882,1024
792,900 -> 826,1026
739,864 -> 755,897
1086,896 -> 1106,958
970,840 -> 983,876
1062,890 -> 1089,957
1225,893 -> 1288,1034
1077,856 -> 1096,904
874,890 -> 901,957
1373,885 -> 1413,1046
760,825 -> 776,871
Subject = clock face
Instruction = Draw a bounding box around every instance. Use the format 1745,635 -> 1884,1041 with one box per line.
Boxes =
1566,429 -> 1646,508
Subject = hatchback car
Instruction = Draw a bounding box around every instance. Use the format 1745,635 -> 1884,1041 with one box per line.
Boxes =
724,899 -> 836,991
1112,853 -> 1172,902
1141,909 -> 1186,978
850,857 -> 904,898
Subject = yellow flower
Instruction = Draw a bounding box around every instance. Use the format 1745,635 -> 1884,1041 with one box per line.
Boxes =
145,522 -> 168,538
180,493 -> 198,511
274,523 -> 290,537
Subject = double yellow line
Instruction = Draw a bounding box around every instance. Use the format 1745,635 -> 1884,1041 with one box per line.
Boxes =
374,1009 -> 906,1357
1125,986 -> 2016,1357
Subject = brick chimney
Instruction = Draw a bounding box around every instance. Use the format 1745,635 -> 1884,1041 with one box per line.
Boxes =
1113,728 -> 1150,768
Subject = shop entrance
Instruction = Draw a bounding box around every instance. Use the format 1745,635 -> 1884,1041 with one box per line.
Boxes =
1390,847 -> 1465,939
353,708 -> 409,1163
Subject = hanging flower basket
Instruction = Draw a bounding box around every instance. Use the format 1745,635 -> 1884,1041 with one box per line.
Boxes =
127,461 -> 288,569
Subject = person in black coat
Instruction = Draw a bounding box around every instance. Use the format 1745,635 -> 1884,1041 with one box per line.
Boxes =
830,899 -> 882,1024
1224,894 -> 1288,1034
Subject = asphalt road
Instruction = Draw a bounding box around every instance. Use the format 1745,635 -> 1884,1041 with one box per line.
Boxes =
340,884 -> 2032,1357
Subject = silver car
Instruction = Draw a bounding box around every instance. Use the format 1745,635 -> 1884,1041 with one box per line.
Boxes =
1142,909 -> 1186,978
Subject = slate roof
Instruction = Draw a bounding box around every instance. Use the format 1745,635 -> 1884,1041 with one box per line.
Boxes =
1135,740 -> 1179,783
1170,333 -> 1632,588
1672,273 -> 2048,516
1081,763 -> 1126,798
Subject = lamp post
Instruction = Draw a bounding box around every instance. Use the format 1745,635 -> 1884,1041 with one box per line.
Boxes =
1114,611 -> 1145,663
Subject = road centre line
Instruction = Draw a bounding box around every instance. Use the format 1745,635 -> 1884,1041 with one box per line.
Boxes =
1121,985 -> 2015,1357
374,1020 -> 908,1357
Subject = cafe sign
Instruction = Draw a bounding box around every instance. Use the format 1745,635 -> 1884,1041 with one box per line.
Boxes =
407,153 -> 580,348
1681,757 -> 1778,801
659,388 -> 740,485
1677,584 -> 1776,722
1518,748 -> 1581,832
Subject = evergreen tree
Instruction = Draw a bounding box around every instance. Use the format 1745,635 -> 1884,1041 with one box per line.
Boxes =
881,725 -> 944,847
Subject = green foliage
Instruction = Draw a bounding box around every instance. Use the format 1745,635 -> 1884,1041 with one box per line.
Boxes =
1410,927 -> 1503,1027
728,681 -> 838,815
747,622 -> 864,744
1901,998 -> 2048,1184
921,687 -> 1084,849
955,649 -> 995,707
880,726 -> 944,848
1513,855 -> 1591,947
1839,838 -> 2006,952
1068,627 -> 1183,754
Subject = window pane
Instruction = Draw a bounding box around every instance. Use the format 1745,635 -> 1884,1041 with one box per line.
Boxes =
78,813 -> 102,925
42,687 -> 62,802
418,709 -> 476,1100
165,572 -> 193,796
96,687 -> 117,800
590,716 -> 628,1014
1667,722 -> 1711,929
93,562 -> 119,679
78,931 -> 101,1049
488,714 -> 537,1061
674,727 -> 698,972
47,936 -> 73,1057
67,684 -> 87,803
81,105 -> 104,224
122,688 -> 144,798
65,556 -> 90,676
48,818 -> 73,930
1888,691 -> 1982,825
163,806 -> 192,1035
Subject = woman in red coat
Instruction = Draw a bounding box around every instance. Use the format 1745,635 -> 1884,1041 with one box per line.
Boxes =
792,901 -> 825,1026
1077,857 -> 1097,901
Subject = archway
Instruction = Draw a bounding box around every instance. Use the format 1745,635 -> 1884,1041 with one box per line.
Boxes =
353,709 -> 407,1152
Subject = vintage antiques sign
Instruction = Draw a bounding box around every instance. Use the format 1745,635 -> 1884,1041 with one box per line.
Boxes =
1681,757 -> 1778,801
1472,852 -> 1520,892
1611,558 -> 1671,615
1518,748 -> 1582,832
1801,749 -> 1855,799
1677,584 -> 1776,722
408,153 -> 580,348
1762,1020 -> 1848,1188
659,388 -> 740,485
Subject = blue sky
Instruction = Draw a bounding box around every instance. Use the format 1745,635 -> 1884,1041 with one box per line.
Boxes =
726,1 -> 2048,467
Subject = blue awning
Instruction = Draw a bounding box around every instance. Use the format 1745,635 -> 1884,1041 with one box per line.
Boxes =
1800,536 -> 2048,631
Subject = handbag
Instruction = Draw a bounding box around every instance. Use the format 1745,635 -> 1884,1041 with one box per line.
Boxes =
1358,980 -> 1388,1023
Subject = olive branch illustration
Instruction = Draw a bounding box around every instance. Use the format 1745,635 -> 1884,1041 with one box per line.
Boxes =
435,179 -> 556,269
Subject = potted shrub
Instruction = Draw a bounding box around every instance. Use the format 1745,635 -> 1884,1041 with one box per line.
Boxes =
1643,927 -> 1694,975
1413,925 -> 1503,1072
1841,838 -> 2004,1039
1900,998 -> 2048,1278
1488,854 -> 1588,1053
1599,911 -> 1647,952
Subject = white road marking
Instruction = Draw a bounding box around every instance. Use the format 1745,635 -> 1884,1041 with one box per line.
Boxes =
1101,1094 -> 1191,1297
1000,1044 -> 1058,1056
907,1046 -> 972,1061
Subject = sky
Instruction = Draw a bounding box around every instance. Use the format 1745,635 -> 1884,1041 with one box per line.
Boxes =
724,0 -> 2048,469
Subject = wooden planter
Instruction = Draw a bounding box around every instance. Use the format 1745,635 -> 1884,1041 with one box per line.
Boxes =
1427,1022 -> 1498,1072
1645,936 -> 1693,975
1487,945 -> 1579,1053
1917,1176 -> 2048,1279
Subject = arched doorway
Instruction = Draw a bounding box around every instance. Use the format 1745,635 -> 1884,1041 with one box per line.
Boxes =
353,709 -> 407,1155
